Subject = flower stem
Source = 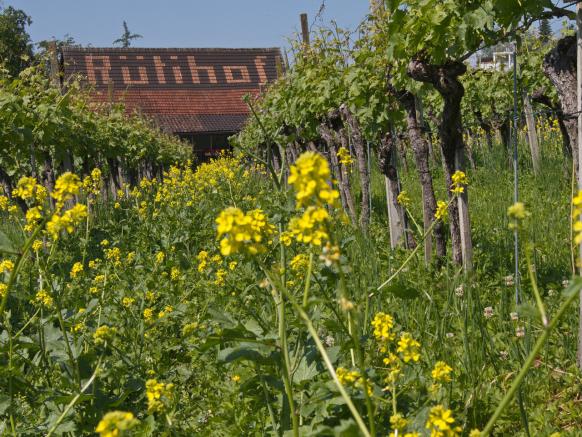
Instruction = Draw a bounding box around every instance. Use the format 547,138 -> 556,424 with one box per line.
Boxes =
481,277 -> 582,435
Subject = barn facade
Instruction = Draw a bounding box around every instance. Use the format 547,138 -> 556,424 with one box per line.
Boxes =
61,47 -> 282,160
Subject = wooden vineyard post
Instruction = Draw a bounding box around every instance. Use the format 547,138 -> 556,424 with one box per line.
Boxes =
300,13 -> 310,46
523,92 -> 541,175
576,1 -> 582,370
49,41 -> 73,173
455,148 -> 473,272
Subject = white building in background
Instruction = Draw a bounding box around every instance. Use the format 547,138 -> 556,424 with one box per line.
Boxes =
477,51 -> 514,71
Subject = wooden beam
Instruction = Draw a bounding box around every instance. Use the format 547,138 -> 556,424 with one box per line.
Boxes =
300,13 -> 309,46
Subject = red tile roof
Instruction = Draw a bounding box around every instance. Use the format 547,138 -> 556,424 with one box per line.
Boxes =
62,47 -> 282,133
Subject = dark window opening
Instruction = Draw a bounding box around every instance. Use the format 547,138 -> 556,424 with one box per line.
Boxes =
177,133 -> 234,162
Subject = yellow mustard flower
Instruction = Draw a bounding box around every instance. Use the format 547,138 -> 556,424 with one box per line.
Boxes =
288,207 -> 329,246
95,411 -> 138,437
431,361 -> 453,383
337,147 -> 354,166
0,259 -> 14,274
397,332 -> 421,363
52,172 -> 81,210
371,312 -> 395,343
435,200 -> 448,221
288,151 -> 339,208
33,289 -> 53,308
94,325 -> 117,345
451,170 -> 468,195
426,405 -> 461,436
397,191 -> 411,207
70,262 -> 84,278
216,207 -> 275,256
145,379 -> 174,414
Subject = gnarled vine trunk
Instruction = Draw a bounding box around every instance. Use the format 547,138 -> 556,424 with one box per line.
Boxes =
532,88 -> 573,159
391,87 -> 446,260
407,59 -> 472,269
543,35 -> 577,174
318,113 -> 357,223
339,104 -> 371,231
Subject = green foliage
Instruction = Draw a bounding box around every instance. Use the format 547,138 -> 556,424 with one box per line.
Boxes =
0,6 -> 33,77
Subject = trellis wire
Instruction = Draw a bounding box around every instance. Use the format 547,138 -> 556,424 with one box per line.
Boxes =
512,49 -> 521,306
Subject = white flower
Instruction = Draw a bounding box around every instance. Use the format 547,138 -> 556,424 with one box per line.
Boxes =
504,275 -> 514,287
510,312 -> 519,321
455,285 -> 464,297
484,306 -> 494,319
516,326 -> 525,338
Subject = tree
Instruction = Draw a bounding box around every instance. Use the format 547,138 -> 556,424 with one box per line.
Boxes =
539,18 -> 552,42
0,6 -> 33,77
113,21 -> 142,48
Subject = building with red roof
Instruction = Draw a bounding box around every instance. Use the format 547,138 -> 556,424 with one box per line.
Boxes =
62,47 -> 282,160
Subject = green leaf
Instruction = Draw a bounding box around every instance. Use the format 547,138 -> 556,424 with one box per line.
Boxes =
0,229 -> 18,255
383,282 -> 420,299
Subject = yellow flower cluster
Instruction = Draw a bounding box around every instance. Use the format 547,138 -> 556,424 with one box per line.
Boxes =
82,168 -> 103,196
95,411 -> 139,437
216,207 -> 274,256
573,191 -> 582,245
33,289 -> 53,308
0,283 -> 6,299
426,405 -> 461,437
288,151 -> 339,209
0,195 -> 9,211
371,312 -> 395,343
46,204 -> 88,240
435,200 -> 448,221
450,171 -> 468,195
397,191 -> 411,207
94,325 -> 117,345
0,259 -> 14,274
145,379 -> 174,414
288,207 -> 329,246
122,297 -> 135,307
508,202 -> 530,230
290,254 -> 309,272
197,250 -> 209,272
70,262 -> 84,278
143,308 -> 154,322
336,367 -> 372,395
13,176 -> 47,204
431,361 -> 453,383
397,332 -> 421,363
337,147 -> 354,166
52,172 -> 81,210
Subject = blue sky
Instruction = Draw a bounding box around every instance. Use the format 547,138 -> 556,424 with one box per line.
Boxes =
3,1 -> 370,49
